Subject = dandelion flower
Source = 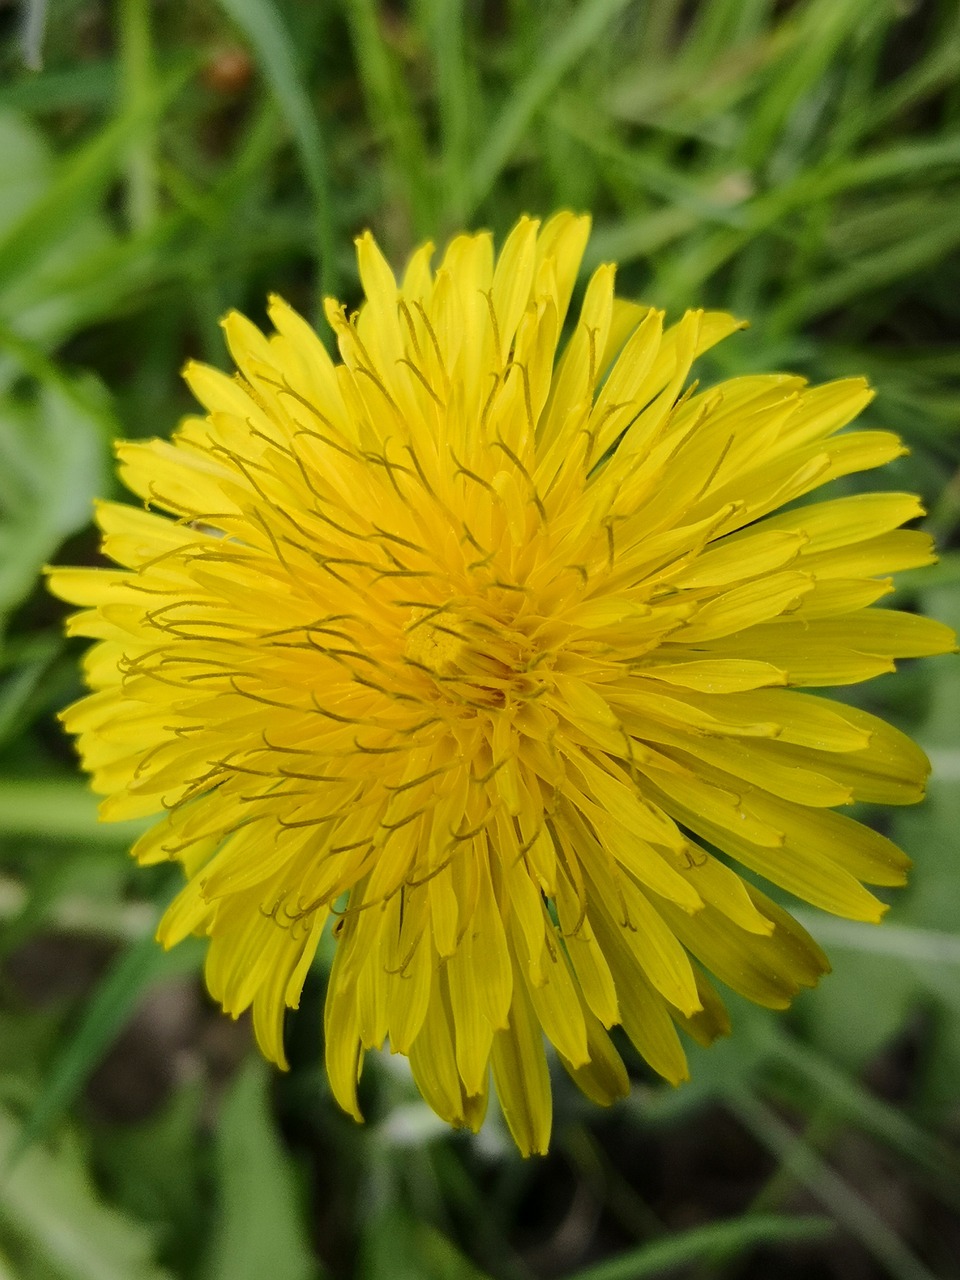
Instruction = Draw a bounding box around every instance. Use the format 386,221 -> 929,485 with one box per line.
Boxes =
48,213 -> 954,1155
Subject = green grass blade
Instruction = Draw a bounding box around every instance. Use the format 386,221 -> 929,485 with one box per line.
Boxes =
215,0 -> 337,298
764,1026 -> 960,1211
727,1087 -> 939,1280
793,912 -> 960,965
342,0 -> 435,237
8,905 -> 203,1166
0,779 -> 146,844
417,0 -> 472,220
0,63 -> 118,112
119,0 -> 159,233
0,63 -> 189,292
585,208 -> 704,270
737,0 -> 878,168
653,129 -> 960,298
459,0 -> 637,220
873,12 -> 960,127
20,0 -> 48,71
772,219 -> 960,330
563,1212 -> 833,1280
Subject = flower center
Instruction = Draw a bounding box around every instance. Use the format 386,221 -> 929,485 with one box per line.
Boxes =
403,611 -> 470,676
403,604 -> 548,710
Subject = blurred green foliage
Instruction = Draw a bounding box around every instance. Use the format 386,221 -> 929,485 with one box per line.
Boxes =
0,0 -> 959,1277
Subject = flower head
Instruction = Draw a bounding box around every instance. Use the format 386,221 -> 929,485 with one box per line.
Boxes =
48,213 -> 954,1154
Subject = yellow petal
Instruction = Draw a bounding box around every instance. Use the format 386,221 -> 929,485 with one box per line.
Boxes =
490,969 -> 552,1156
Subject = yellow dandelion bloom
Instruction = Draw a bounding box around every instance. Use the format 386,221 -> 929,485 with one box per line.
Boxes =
48,213 -> 954,1155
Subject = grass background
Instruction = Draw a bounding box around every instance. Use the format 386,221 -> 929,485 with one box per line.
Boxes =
1,0 -> 959,1276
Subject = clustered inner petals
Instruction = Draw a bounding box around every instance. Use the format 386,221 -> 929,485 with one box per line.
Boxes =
48,212 -> 954,1156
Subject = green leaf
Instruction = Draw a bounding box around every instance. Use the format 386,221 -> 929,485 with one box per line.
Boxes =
93,1082 -> 207,1270
0,1105 -> 172,1280
0,375 -> 109,627
204,1058 -> 321,1280
0,633 -> 61,749
0,112 -> 116,351
0,1241 -> 16,1280
360,1204 -> 493,1280
0,114 -> 55,234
